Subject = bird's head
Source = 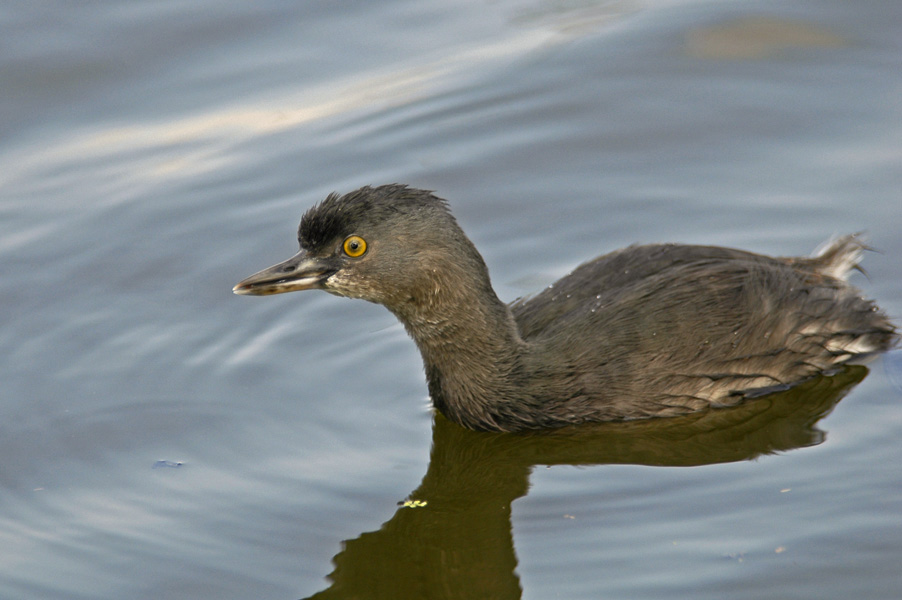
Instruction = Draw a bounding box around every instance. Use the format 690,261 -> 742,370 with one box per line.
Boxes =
233,184 -> 487,313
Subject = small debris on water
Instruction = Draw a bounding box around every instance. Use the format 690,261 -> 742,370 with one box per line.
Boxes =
153,460 -> 184,469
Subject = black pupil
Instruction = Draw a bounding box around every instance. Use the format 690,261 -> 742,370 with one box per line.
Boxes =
349,240 -> 359,251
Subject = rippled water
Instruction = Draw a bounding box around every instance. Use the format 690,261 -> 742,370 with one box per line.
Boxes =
2,1 -> 901,599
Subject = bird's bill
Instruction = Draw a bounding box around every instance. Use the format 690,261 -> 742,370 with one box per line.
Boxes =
232,250 -> 336,296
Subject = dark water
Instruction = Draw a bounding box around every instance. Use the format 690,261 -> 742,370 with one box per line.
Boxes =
2,1 -> 901,598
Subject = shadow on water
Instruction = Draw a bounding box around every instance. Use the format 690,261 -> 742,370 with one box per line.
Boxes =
303,366 -> 868,599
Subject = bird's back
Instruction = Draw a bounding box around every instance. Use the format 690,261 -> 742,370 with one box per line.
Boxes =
510,236 -> 897,418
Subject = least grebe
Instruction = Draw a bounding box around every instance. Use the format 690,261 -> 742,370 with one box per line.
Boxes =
234,185 -> 897,432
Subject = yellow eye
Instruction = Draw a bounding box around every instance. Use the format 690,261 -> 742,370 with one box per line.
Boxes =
343,235 -> 367,257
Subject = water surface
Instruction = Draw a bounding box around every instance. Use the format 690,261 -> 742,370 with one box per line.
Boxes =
1,1 -> 901,598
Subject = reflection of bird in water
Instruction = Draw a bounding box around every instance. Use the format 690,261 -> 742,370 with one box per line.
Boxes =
235,185 -> 897,432
300,366 -> 868,600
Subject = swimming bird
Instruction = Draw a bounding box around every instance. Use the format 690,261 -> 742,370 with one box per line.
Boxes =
234,184 -> 897,432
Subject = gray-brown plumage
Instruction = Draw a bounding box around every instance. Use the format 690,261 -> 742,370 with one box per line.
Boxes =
234,184 -> 897,432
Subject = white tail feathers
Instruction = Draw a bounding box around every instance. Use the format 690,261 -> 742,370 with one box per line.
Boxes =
811,233 -> 867,281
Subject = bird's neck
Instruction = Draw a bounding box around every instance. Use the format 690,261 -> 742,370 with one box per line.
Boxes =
388,266 -> 536,431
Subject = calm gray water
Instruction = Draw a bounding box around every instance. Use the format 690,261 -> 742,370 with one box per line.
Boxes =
2,1 -> 901,598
